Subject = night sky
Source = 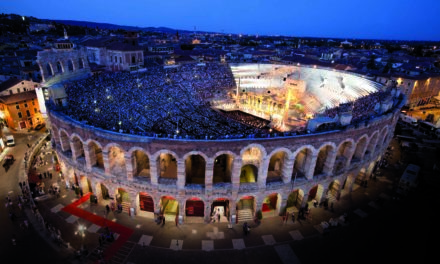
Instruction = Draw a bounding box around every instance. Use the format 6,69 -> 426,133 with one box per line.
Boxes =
2,0 -> 440,41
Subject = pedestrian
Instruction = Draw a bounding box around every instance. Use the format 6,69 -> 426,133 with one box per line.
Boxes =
243,222 -> 249,236
19,182 -> 23,189
291,212 -> 295,223
105,204 -> 110,215
218,212 -> 221,223
80,189 -> 83,197
162,215 -> 165,226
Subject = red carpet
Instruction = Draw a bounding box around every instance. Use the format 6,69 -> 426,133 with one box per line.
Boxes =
62,193 -> 134,262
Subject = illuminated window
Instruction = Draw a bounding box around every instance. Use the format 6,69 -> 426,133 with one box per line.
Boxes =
18,112 -> 22,118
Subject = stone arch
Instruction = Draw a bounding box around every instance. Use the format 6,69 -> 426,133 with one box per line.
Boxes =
79,175 -> 92,194
286,189 -> 305,211
86,140 -> 104,169
266,149 -> 290,184
240,143 -> 267,162
376,126 -> 390,152
160,195 -> 179,221
56,61 -> 63,73
307,184 -> 325,205
97,182 -> 109,200
185,197 -> 205,218
327,180 -> 341,200
314,143 -> 336,176
213,152 -> 235,183
115,188 -> 131,214
240,164 -> 258,183
352,135 -> 368,162
183,152 -> 206,185
106,144 -> 126,178
367,131 -> 380,154
138,191 -> 155,218
261,193 -> 282,216
71,134 -> 85,161
46,63 -> 54,76
292,146 -> 315,180
154,150 -> 178,181
334,139 -> 355,174
59,129 -> 71,153
128,147 -> 151,179
67,59 -> 74,71
236,195 -> 256,221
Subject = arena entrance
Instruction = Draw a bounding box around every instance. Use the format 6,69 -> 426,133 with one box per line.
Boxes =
261,193 -> 281,218
100,183 -> 110,200
286,189 -> 304,214
116,188 -> 131,214
237,196 -> 255,223
211,198 -> 229,223
240,164 -> 258,183
185,198 -> 205,223
138,192 -> 154,219
79,176 -> 92,195
308,185 -> 324,207
161,196 -> 179,222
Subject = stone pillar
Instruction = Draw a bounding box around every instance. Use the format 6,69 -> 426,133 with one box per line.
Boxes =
124,153 -> 134,181
83,144 -> 93,172
103,150 -> 111,176
150,160 -> 159,187
324,150 -> 337,177
229,199 -> 237,224
282,158 -> 294,183
70,140 -> 78,163
258,158 -> 269,189
231,158 -> 243,191
176,159 -> 185,189
305,154 -> 318,180
178,199 -> 185,225
204,201 -> 212,223
205,159 -> 214,192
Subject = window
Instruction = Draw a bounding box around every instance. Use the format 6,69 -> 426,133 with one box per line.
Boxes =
26,110 -> 31,117
24,88 -> 27,91
110,56 -> 112,62
17,88 -> 20,93
34,108 -> 38,113
119,57 -> 122,63
32,101 -> 35,105
9,90 -> 13,95
16,104 -> 20,110
24,103 -> 28,108
115,56 -> 117,62
18,112 -> 22,118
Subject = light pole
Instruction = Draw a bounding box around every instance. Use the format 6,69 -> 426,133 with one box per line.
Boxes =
77,223 -> 86,252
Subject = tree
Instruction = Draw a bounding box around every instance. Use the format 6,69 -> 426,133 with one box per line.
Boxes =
366,55 -> 378,70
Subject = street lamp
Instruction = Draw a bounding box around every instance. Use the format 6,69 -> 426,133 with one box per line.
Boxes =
76,224 -> 86,251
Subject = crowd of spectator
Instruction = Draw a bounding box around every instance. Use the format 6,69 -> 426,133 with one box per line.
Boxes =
60,63 -> 396,139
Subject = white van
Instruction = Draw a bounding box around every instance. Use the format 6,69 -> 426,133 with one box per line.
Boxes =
6,135 -> 15,146
399,114 -> 418,127
397,164 -> 420,194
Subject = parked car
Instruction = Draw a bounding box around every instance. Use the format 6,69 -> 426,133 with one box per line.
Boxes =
34,123 -> 46,130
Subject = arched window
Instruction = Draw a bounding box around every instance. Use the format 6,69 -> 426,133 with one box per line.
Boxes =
68,60 -> 74,71
56,61 -> 63,73
46,63 -> 53,76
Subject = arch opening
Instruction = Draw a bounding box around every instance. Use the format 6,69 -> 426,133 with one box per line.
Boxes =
132,150 -> 150,180
157,153 -> 177,184
185,154 -> 206,185
213,154 -> 233,184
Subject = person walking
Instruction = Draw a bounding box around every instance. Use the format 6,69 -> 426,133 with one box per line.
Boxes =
162,215 -> 166,226
291,212 -> 295,223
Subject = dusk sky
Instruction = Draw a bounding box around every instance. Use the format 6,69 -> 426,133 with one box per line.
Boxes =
2,0 -> 440,41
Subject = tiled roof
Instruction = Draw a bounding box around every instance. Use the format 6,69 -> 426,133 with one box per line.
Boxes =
0,90 -> 37,104
0,78 -> 22,93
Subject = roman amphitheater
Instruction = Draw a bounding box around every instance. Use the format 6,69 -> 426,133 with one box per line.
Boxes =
46,62 -> 405,225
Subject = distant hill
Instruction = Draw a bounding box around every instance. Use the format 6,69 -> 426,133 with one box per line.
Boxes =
41,19 -> 200,34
